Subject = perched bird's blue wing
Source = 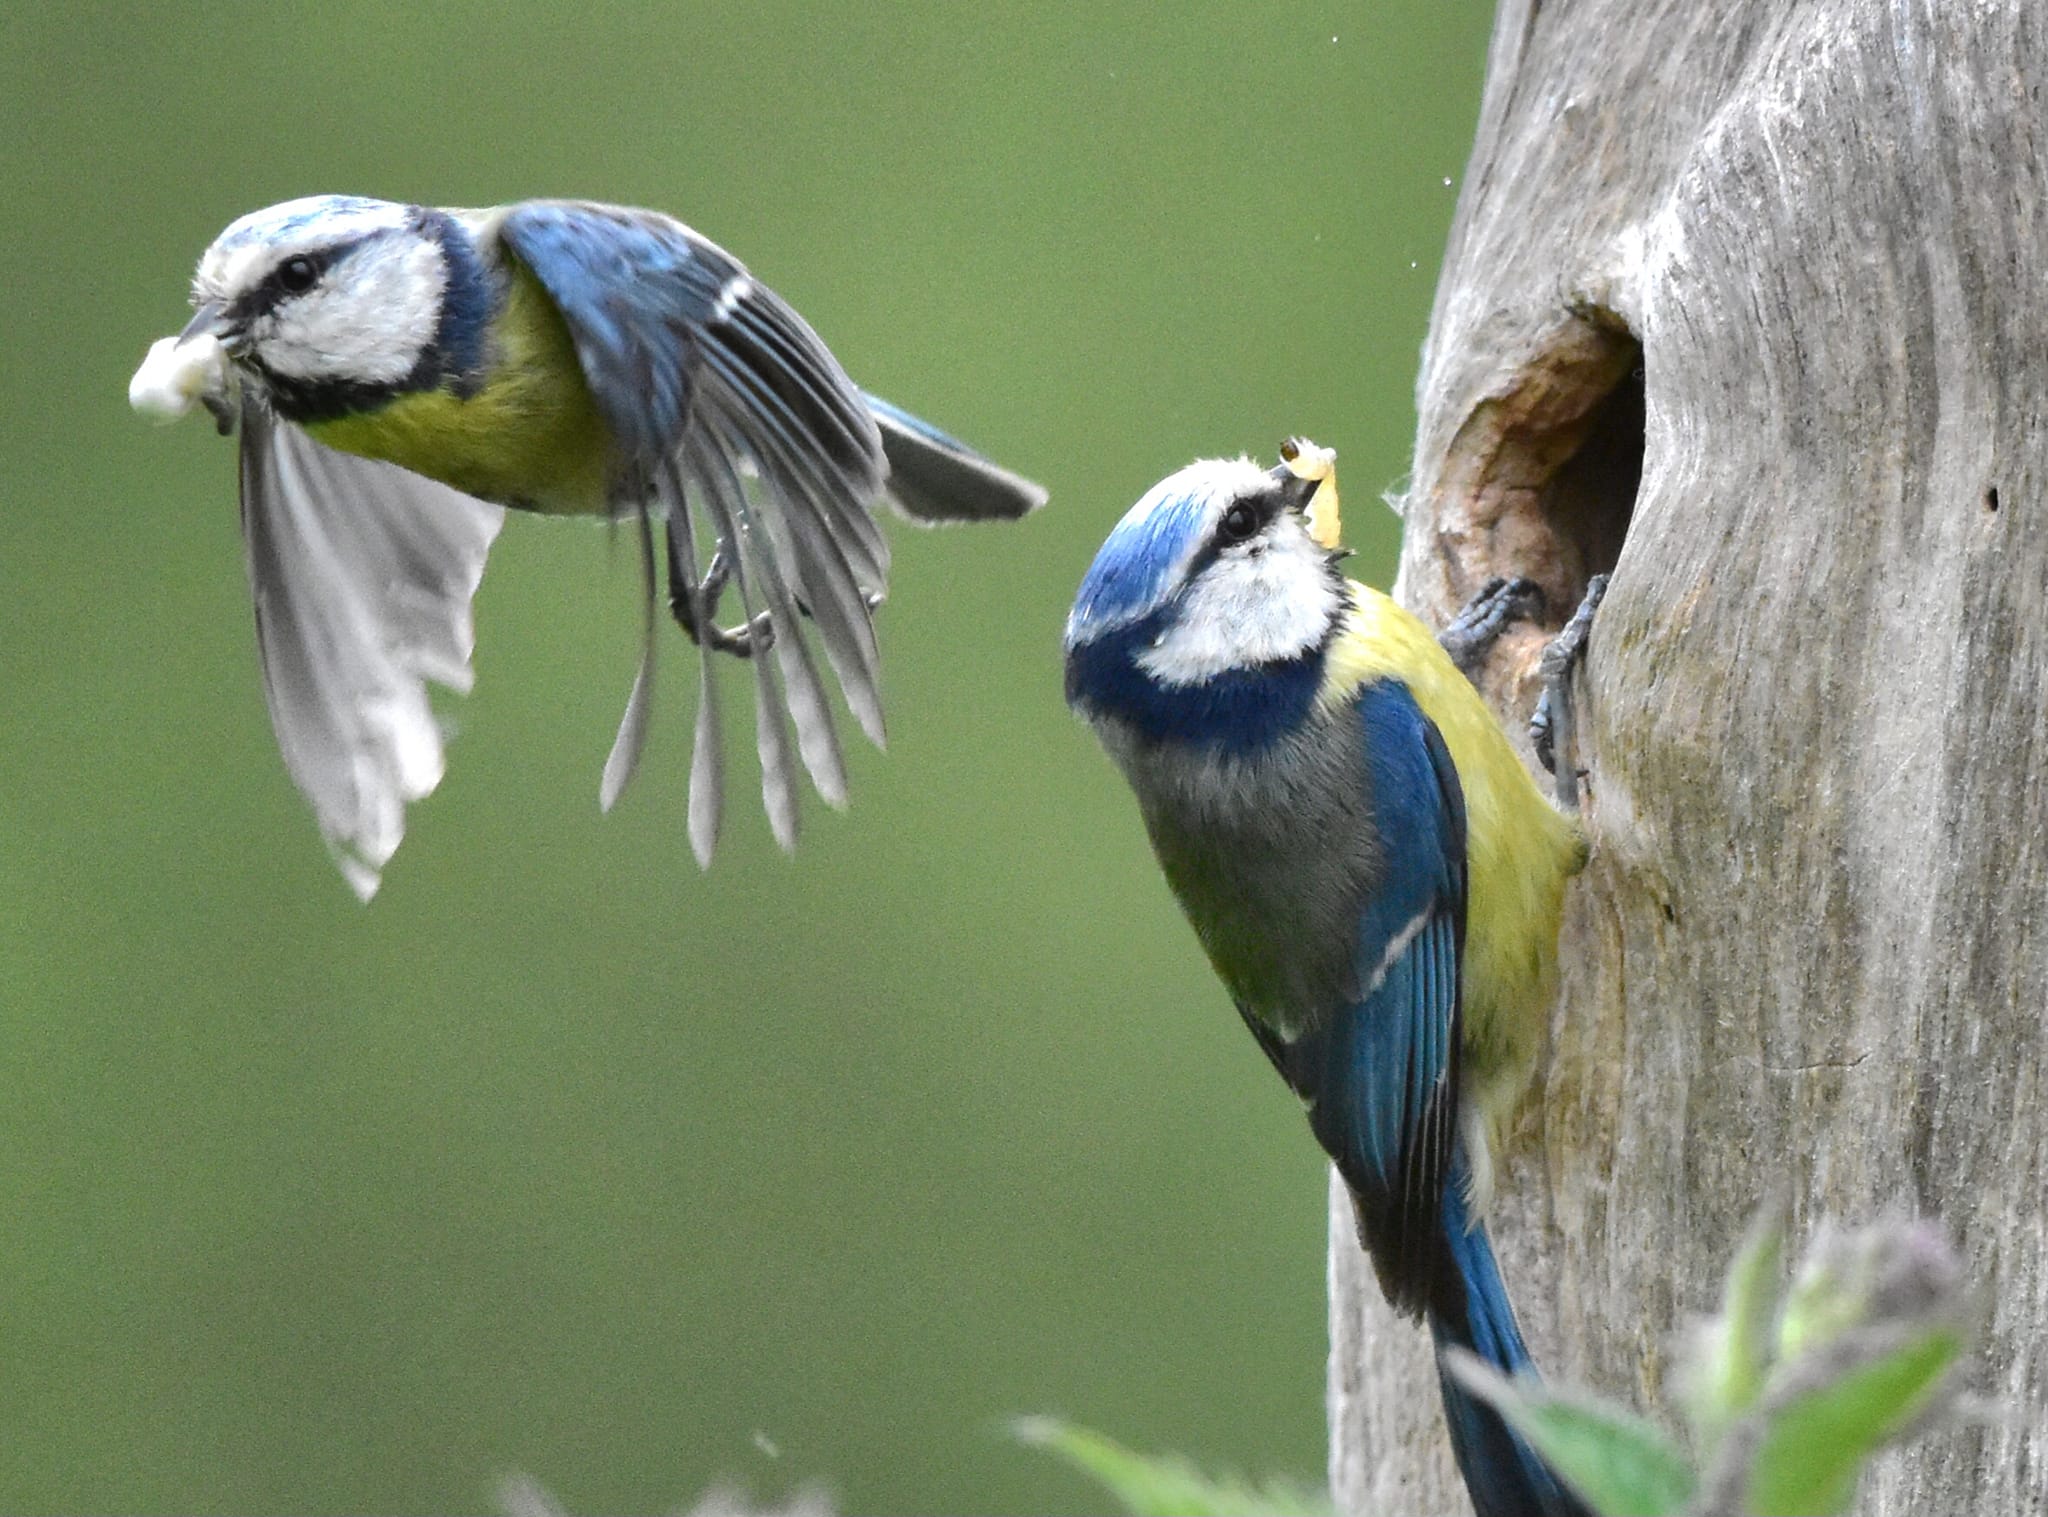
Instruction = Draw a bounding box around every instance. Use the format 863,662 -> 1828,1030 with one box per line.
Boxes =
1246,677 -> 1466,1317
497,201 -> 892,840
237,400 -> 504,900
1242,680 -> 1585,1516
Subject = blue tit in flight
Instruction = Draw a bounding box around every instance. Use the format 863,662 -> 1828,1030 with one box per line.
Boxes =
1064,443 -> 1599,1517
129,195 -> 1045,898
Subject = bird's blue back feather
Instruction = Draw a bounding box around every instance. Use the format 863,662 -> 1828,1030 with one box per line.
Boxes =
500,202 -> 732,463
1270,679 -> 1464,1309
1265,680 -> 1587,1515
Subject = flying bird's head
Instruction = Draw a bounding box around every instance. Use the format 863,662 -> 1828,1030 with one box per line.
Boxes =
133,195 -> 492,426
1064,450 -> 1350,750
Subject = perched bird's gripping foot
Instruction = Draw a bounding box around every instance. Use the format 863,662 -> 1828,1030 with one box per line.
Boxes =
1439,577 -> 1547,680
666,526 -> 775,658
1531,573 -> 1610,811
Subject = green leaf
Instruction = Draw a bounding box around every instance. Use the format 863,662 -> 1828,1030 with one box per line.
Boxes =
1740,1328 -> 1965,1515
1013,1417 -> 1332,1517
1442,1350 -> 1696,1516
1681,1201 -> 1786,1451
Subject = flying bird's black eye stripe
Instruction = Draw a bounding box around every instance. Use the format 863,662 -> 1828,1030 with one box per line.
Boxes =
227,238 -> 370,329
263,246 -> 339,301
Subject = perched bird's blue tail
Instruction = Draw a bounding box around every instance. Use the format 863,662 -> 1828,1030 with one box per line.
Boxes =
1427,1156 -> 1591,1517
864,393 -> 1048,524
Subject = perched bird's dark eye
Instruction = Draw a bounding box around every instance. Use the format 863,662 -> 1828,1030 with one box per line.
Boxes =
1220,500 -> 1261,542
276,255 -> 318,294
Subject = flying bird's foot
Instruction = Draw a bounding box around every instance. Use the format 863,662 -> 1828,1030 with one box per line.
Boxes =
1439,576 -> 1546,679
1531,573 -> 1610,810
667,537 -> 776,658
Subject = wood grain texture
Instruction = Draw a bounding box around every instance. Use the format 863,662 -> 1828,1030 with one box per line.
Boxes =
1332,2 -> 2048,1512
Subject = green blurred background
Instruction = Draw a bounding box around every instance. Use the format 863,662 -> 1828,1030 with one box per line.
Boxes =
0,4 -> 1489,1512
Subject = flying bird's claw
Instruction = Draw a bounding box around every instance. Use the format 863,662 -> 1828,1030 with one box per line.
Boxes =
1439,576 -> 1546,679
666,537 -> 776,658
1532,573 -> 1610,808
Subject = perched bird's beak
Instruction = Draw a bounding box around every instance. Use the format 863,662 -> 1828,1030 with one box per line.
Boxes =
1273,437 -> 1344,552
1270,463 -> 1320,512
130,304 -> 236,432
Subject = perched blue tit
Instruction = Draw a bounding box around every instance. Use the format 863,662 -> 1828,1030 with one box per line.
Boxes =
1064,445 -> 1592,1517
129,195 -> 1045,897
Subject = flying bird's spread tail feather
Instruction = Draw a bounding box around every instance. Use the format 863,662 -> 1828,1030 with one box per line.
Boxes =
599,504 -> 661,814
663,460 -> 725,869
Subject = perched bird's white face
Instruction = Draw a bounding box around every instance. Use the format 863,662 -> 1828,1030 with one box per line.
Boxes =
191,195 -> 449,391
1138,476 -> 1341,686
1067,456 -> 1344,685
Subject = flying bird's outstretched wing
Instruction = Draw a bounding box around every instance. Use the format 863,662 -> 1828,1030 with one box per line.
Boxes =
237,401 -> 504,899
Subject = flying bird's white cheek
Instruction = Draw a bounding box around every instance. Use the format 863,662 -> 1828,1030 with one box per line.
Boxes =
1137,531 -> 1338,687
258,236 -> 447,385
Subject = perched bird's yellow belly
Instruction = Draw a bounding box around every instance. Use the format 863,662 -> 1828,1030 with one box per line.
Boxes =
1321,581 -> 1588,1201
306,256 -> 613,515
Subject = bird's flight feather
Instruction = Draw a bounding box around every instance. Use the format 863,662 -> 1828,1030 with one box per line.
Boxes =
496,201 -> 892,831
237,401 -> 503,899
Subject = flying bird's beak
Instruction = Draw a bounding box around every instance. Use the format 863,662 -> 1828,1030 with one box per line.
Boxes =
130,303 -> 235,430
178,301 -> 228,343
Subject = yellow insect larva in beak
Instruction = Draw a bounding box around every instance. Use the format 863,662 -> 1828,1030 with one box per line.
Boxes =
1279,436 -> 1342,551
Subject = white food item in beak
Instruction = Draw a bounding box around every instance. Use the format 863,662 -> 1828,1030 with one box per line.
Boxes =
129,332 -> 228,422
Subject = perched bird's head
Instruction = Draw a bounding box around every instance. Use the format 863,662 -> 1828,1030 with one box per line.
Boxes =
173,195 -> 489,422
1064,455 -> 1348,737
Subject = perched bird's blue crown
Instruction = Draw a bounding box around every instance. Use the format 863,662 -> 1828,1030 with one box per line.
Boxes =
1064,456 -> 1269,648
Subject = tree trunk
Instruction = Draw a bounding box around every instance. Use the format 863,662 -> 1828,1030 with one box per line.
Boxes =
1330,2 -> 2048,1513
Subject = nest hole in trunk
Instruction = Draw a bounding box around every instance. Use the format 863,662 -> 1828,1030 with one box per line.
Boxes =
1429,309 -> 1643,661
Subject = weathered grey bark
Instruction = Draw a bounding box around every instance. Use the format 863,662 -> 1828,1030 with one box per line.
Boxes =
1331,3 -> 2048,1514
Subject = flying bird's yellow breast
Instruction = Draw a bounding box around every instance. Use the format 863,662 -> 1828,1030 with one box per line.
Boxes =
306,255 -> 613,515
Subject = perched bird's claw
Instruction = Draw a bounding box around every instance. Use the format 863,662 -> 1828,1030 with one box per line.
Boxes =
1529,691 -> 1560,779
1439,576 -> 1546,679
1532,573 -> 1610,809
